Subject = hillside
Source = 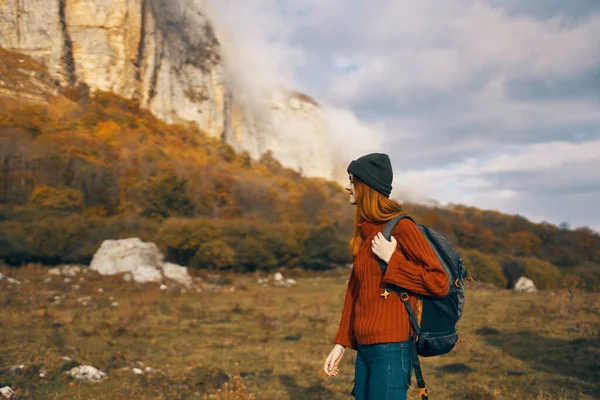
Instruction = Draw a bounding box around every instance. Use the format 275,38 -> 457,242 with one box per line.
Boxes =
0,73 -> 599,290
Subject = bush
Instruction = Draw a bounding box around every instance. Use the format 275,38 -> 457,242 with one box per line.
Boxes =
460,248 -> 507,288
190,239 -> 236,270
501,258 -> 526,289
158,218 -> 221,265
567,265 -> 600,291
519,257 -> 564,290
300,224 -> 351,270
235,236 -> 277,272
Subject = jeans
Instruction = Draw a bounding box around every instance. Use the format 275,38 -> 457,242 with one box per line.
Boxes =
352,342 -> 412,400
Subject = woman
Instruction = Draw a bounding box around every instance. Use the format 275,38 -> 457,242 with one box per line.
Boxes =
323,153 -> 449,399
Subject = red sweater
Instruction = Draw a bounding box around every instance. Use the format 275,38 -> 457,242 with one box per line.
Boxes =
333,218 -> 449,349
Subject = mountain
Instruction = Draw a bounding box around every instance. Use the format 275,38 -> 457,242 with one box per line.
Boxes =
0,0 -> 335,178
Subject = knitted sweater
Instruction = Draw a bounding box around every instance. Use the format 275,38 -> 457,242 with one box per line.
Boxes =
333,218 -> 449,349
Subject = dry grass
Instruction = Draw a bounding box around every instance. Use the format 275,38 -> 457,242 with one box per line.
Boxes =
1,265 -> 599,399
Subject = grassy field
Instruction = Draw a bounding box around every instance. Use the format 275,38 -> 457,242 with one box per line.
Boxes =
1,265 -> 599,400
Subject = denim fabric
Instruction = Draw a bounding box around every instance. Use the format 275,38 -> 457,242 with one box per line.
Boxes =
352,342 -> 412,400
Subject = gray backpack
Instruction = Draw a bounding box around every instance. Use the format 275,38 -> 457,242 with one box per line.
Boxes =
378,215 -> 469,400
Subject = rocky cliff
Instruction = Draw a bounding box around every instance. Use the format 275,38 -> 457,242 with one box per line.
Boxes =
0,0 -> 333,179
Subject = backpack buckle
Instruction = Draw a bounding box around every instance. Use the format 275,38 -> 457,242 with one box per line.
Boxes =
400,292 -> 409,302
380,289 -> 391,300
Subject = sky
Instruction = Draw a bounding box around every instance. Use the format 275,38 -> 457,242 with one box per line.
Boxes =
208,0 -> 600,232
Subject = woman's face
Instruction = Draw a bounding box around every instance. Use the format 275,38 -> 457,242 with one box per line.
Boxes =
346,173 -> 357,205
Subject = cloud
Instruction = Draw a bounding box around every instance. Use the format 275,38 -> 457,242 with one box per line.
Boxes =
209,0 -> 600,230
392,140 -> 600,228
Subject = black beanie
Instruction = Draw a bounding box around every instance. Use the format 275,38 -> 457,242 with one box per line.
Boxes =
347,153 -> 393,198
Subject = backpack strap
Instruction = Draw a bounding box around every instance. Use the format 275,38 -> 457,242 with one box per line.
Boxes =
377,215 -> 428,400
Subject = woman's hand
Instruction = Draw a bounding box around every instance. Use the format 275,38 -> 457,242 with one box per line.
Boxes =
372,233 -> 397,264
324,344 -> 346,377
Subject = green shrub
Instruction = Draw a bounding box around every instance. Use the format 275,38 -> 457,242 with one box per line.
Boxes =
235,236 -> 277,272
519,257 -> 564,289
460,248 -> 507,288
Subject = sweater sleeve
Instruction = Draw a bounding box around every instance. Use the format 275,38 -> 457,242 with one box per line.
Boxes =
333,267 -> 358,349
381,219 -> 449,298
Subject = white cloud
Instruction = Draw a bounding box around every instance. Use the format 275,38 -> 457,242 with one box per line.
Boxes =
392,139 -> 600,227
209,0 -> 600,230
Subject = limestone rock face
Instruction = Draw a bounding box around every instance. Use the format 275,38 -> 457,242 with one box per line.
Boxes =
0,0 -> 72,84
0,0 -> 336,179
266,92 -> 332,178
514,276 -> 537,293
65,0 -> 143,97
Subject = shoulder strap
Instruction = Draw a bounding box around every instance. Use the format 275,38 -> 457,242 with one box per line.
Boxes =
377,214 -> 415,275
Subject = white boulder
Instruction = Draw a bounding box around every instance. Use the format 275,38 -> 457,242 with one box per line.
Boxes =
514,277 -> 537,293
0,386 -> 14,399
90,238 -> 164,283
90,238 -> 193,285
162,262 -> 193,287
273,272 -> 284,282
67,365 -> 106,382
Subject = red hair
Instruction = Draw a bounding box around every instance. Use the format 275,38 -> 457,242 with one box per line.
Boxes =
349,177 -> 405,256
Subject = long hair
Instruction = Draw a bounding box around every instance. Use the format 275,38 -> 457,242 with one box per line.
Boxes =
349,177 -> 405,256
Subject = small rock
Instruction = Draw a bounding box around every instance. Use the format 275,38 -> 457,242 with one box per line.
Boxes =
273,272 -> 283,282
109,296 -> 115,301
285,278 -> 296,286
0,386 -> 14,399
0,273 -> 20,285
144,366 -> 155,373
98,288 -> 104,293
9,365 -> 24,372
62,265 -> 81,277
257,278 -> 268,285
48,268 -> 61,276
162,262 -> 193,286
132,368 -> 143,375
159,284 -> 167,290
39,368 -> 48,378
123,273 -> 132,282
62,356 -> 72,361
514,277 -> 537,294
64,278 -> 72,284
67,365 -> 106,382
111,302 -> 120,307
44,277 -> 52,284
